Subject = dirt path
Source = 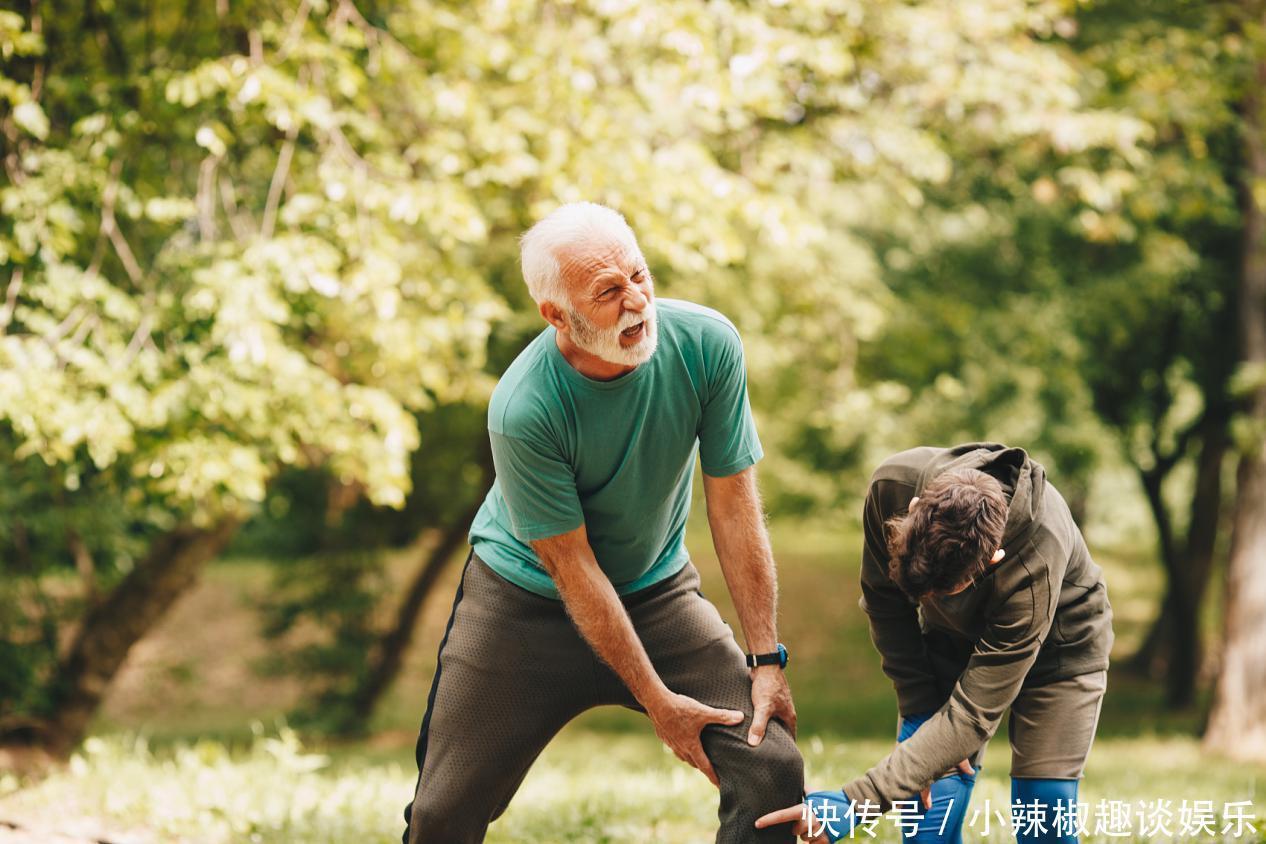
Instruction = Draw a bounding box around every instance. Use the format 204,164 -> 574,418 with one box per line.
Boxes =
0,814 -> 164,844
0,819 -> 137,844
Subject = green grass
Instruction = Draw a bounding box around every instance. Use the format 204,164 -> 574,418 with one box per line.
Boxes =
1,725 -> 1262,843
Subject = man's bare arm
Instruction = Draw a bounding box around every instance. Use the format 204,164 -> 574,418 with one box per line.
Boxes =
703,466 -> 779,653
532,525 -> 669,705
531,525 -> 742,785
703,465 -> 796,744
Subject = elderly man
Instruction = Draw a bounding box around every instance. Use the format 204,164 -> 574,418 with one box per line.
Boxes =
401,202 -> 804,842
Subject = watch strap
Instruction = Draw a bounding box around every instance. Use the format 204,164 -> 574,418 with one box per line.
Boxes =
745,643 -> 788,669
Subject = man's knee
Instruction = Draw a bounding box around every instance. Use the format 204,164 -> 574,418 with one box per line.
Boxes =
709,724 -> 803,843
714,721 -> 804,800
403,792 -> 486,844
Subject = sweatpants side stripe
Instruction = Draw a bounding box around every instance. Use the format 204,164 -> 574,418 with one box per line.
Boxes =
402,548 -> 474,844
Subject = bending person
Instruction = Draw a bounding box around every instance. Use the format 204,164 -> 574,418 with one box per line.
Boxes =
758,443 -> 1113,843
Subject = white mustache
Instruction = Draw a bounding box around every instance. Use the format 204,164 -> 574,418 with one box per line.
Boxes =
617,305 -> 653,331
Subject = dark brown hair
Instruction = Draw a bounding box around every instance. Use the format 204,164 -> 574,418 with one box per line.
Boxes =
885,468 -> 1008,600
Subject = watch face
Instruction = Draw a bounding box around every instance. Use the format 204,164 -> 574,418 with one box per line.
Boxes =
777,643 -> 788,667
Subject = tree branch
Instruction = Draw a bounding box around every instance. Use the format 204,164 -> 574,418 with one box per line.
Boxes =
104,220 -> 144,285
0,268 -> 23,334
65,311 -> 99,351
45,305 -> 87,344
29,0 -> 44,103
197,154 -> 219,241
95,159 -> 145,286
275,0 -> 313,62
261,131 -> 296,239
1152,407 -> 1203,478
119,312 -> 153,369
218,173 -> 252,240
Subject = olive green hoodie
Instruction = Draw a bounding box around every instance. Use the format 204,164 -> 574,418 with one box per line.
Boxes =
842,443 -> 1114,810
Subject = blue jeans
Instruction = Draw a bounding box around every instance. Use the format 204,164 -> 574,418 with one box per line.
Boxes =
897,710 -> 1083,843
895,710 -> 977,844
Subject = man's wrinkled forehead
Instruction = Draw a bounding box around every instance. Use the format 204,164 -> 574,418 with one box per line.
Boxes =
556,238 -> 641,287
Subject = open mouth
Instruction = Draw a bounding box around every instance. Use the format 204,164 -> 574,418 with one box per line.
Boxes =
621,321 -> 645,339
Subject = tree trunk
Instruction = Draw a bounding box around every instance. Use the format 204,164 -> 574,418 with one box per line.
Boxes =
338,453 -> 494,734
1176,408 -> 1229,692
1124,409 -> 1228,708
337,502 -> 482,734
1123,582 -> 1173,678
1204,18 -> 1266,759
1204,454 -> 1266,757
1124,465 -> 1182,681
1164,411 -> 1229,706
8,518 -> 241,758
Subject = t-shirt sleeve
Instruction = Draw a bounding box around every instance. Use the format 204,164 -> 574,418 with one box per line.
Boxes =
698,322 -> 763,476
488,428 -> 584,542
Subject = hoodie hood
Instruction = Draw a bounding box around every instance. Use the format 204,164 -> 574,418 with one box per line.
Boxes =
913,442 -> 1046,547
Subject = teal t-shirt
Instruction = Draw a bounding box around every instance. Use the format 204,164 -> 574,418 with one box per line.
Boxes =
468,298 -> 763,599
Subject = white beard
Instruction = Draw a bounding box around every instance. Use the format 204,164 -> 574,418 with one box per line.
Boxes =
566,301 -> 658,367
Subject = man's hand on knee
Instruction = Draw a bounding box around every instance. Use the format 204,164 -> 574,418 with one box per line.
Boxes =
749,665 -> 797,746
646,690 -> 744,787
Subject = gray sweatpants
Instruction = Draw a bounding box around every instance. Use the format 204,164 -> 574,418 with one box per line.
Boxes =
402,551 -> 805,843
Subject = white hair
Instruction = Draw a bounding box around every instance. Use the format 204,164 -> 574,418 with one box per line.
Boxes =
519,202 -> 643,306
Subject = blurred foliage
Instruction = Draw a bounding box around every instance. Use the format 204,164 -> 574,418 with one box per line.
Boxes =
0,0 -> 1150,530
847,0 -> 1261,707
854,0 -> 1246,505
254,548 -> 386,729
235,402 -> 492,557
0,0 -> 502,727
0,0 -> 1224,735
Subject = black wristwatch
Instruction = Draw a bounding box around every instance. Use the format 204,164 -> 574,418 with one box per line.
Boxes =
745,643 -> 789,669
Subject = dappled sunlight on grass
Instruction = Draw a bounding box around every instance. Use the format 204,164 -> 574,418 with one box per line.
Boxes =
1,728 -> 1262,843
0,727 -> 407,844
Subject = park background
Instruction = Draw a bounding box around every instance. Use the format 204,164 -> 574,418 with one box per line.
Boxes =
2,0 -> 1266,841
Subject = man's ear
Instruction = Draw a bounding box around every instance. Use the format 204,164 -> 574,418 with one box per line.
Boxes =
909,496 -> 920,510
990,548 -> 1006,565
539,300 -> 567,332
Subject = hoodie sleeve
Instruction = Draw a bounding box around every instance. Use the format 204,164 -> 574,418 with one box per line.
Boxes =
844,537 -> 1062,811
857,480 -> 944,717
